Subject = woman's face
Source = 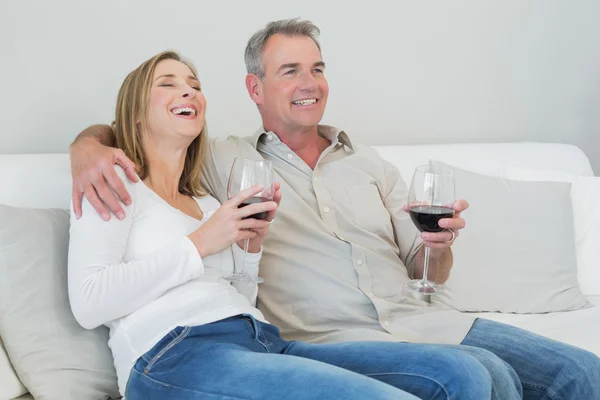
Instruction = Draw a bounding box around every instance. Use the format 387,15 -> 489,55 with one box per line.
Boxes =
145,59 -> 206,143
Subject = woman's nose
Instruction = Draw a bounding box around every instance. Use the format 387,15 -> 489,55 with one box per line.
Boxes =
182,88 -> 196,98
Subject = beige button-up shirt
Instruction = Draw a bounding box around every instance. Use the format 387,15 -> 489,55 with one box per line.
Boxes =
202,125 -> 475,345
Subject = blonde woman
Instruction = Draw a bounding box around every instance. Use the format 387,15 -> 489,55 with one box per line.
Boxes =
68,51 -> 488,400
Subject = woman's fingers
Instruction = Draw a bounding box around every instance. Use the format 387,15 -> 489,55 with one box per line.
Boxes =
237,201 -> 278,220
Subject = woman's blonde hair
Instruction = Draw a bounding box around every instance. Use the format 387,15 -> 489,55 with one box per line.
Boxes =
113,50 -> 208,197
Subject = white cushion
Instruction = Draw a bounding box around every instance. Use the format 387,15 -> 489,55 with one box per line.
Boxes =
0,338 -> 27,400
504,167 -> 600,296
372,142 -> 594,186
0,205 -> 120,399
471,295 -> 600,356
11,395 -> 33,400
0,143 -> 594,210
428,161 -> 589,313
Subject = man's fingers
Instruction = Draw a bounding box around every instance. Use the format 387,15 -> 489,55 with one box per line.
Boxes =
104,167 -> 132,207
422,230 -> 457,243
72,188 -> 83,219
423,241 -> 452,250
91,176 -> 125,219
439,217 -> 465,230
83,185 -> 110,221
114,150 -> 139,183
453,199 -> 469,212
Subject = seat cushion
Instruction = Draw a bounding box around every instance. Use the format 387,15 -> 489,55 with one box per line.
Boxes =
0,337 -> 27,399
0,205 -> 120,399
470,296 -> 600,356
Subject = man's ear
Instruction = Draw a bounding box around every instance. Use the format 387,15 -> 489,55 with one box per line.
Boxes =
245,74 -> 263,105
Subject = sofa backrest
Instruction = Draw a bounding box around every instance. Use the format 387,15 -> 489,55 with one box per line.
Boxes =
0,142 -> 593,209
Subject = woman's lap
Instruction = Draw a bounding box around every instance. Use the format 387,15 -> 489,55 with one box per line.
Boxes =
125,318 -> 416,400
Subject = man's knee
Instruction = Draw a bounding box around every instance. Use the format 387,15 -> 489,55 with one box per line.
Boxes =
420,351 -> 492,400
459,345 -> 522,399
562,348 -> 600,395
450,353 -> 493,399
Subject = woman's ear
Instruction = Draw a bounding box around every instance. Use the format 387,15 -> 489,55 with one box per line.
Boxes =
245,74 -> 263,106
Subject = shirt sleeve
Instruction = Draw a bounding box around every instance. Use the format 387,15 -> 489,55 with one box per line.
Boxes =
67,167 -> 205,329
380,158 -> 422,279
201,138 -> 234,203
230,243 -> 262,306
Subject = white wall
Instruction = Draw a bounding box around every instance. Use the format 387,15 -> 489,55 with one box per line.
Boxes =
1,0 -> 599,173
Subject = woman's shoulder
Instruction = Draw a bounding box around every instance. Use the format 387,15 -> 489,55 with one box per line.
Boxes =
110,165 -> 142,196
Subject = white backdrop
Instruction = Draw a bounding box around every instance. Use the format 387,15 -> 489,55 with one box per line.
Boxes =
1,0 -> 599,173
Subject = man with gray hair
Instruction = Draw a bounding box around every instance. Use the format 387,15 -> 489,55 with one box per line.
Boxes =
70,18 -> 600,400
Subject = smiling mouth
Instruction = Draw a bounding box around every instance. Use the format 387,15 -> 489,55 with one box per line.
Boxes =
171,107 -> 197,116
292,99 -> 318,106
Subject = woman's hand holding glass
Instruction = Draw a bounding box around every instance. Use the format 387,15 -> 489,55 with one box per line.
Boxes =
187,184 -> 278,259
238,181 -> 281,254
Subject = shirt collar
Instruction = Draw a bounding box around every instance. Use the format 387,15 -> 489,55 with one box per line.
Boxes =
248,125 -> 355,152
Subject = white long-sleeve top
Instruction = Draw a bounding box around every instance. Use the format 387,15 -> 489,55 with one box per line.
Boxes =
68,167 -> 265,395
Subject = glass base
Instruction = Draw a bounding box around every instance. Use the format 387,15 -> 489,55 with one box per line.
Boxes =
226,272 -> 264,284
406,279 -> 444,295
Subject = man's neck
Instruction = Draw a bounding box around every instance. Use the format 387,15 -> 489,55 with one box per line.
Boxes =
265,125 -> 330,170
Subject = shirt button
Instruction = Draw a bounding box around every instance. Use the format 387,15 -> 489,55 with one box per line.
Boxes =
267,134 -> 273,141
287,154 -> 293,160
384,320 -> 391,327
324,207 -> 330,213
357,260 -> 363,265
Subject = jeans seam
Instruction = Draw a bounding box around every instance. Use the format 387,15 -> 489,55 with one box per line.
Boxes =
144,326 -> 192,374
129,368 -> 251,399
364,372 -> 450,400
255,336 -> 273,353
521,380 -> 560,400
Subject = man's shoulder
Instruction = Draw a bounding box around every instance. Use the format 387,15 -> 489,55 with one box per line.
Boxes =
208,135 -> 257,153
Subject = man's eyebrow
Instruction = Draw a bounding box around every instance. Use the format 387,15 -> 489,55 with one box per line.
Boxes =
277,63 -> 300,73
153,74 -> 199,83
276,61 -> 326,74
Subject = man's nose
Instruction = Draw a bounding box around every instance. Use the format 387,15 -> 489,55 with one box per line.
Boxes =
298,73 -> 318,91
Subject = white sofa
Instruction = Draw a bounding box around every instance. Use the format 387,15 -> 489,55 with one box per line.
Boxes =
1,142 -> 598,400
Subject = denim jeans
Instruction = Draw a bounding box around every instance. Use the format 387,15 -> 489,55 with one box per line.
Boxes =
461,318 -> 600,400
126,315 -> 494,400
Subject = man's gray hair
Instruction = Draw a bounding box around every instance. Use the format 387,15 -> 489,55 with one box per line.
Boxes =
244,18 -> 321,79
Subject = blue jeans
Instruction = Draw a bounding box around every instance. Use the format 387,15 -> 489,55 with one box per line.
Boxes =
126,315 -> 493,399
461,318 -> 600,400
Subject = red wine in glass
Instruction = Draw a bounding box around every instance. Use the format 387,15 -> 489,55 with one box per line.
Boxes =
238,197 -> 270,221
406,166 -> 456,295
226,158 -> 274,284
409,205 -> 455,233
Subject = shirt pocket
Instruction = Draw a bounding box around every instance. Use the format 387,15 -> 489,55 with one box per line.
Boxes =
346,184 -> 392,235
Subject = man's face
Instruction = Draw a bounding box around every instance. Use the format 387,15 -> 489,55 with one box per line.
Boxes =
252,34 -> 329,134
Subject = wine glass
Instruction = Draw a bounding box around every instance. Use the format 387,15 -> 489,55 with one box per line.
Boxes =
406,165 -> 455,295
226,158 -> 274,284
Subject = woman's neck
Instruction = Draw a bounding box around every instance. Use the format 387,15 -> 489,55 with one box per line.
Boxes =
142,146 -> 187,201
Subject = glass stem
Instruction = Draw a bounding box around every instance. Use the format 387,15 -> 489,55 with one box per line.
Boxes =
421,245 -> 431,283
240,238 -> 249,275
